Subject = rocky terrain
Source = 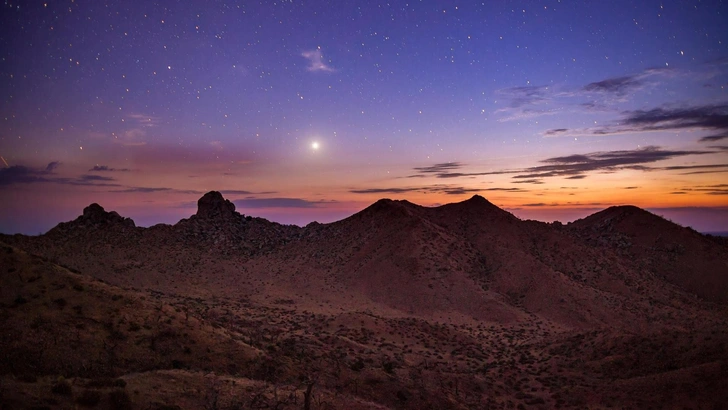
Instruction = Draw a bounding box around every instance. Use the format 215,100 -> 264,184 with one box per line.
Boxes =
1,191 -> 727,409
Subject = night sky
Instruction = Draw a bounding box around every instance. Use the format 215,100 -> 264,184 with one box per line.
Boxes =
1,0 -> 727,234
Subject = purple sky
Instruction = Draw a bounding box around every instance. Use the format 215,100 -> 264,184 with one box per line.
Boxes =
1,0 -> 727,234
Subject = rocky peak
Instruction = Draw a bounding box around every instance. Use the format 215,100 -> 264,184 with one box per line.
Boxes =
43,203 -> 136,235
464,194 -> 493,206
196,191 -> 238,220
81,203 -> 135,227
83,203 -> 107,219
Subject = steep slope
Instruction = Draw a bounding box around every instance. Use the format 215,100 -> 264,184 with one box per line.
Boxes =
420,196 -> 713,331
243,198 -> 529,323
3,193 -> 728,409
0,243 -> 260,380
3,239 -> 728,409
569,205 -> 728,303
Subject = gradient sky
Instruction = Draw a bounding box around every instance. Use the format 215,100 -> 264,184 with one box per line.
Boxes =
1,0 -> 727,234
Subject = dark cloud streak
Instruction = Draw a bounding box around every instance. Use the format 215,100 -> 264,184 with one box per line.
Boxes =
512,146 -> 712,180
583,75 -> 643,95
89,165 -> 131,172
698,135 -> 727,142
234,198 -> 331,209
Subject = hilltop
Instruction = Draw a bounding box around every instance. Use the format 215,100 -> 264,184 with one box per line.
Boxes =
2,191 -> 727,409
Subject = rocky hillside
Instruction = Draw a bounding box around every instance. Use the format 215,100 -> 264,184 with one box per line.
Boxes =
2,191 -> 728,409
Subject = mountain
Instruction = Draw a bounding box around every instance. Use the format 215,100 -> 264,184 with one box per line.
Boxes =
2,192 -> 727,409
569,205 -> 728,302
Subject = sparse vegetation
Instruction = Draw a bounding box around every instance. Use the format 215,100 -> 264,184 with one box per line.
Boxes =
108,389 -> 132,410
51,378 -> 72,396
77,389 -> 102,406
1,195 -> 727,409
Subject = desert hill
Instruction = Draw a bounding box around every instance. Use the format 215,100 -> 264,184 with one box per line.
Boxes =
569,205 -> 728,302
2,191 -> 728,409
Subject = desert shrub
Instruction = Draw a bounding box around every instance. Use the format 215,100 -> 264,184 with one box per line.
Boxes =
108,328 -> 127,341
87,378 -> 126,388
13,295 -> 27,306
249,357 -> 284,383
127,322 -> 141,332
350,358 -> 365,372
73,284 -> 84,291
54,298 -> 67,309
525,397 -> 546,405
77,389 -> 102,407
108,389 -> 132,410
382,361 -> 396,374
157,328 -> 178,339
364,376 -> 382,386
29,315 -> 47,329
19,374 -> 38,383
52,379 -> 73,396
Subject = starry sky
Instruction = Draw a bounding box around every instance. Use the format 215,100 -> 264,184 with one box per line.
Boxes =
1,0 -> 727,234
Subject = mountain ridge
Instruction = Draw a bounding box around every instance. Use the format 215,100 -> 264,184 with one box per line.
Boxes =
2,191 -> 728,409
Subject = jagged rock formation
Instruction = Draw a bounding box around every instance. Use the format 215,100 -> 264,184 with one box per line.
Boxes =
194,191 -> 238,220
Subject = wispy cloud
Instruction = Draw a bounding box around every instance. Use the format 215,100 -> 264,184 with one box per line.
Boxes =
234,198 -> 335,209
621,104 -> 728,132
350,187 -> 421,194
512,146 -> 713,180
699,134 -> 728,142
301,47 -> 335,72
0,163 -> 56,186
544,103 -> 728,137
219,190 -> 256,195
582,67 -> 676,96
413,162 -> 464,174
45,161 -> 60,173
0,162 -> 125,188
79,174 -> 115,182
670,184 -> 728,195
126,113 -> 162,127
583,75 -> 644,95
496,67 -> 687,123
110,187 -> 201,194
496,85 -> 551,108
110,113 -> 164,147
350,184 -> 524,196
662,163 -> 728,172
511,179 -> 544,184
409,162 -> 511,179
399,146 -> 723,186
89,165 -> 131,172
493,85 -> 564,122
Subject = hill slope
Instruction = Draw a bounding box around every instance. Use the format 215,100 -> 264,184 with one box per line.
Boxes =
2,192 -> 728,409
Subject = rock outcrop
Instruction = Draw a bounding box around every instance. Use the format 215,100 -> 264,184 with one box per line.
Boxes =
194,191 -> 238,221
